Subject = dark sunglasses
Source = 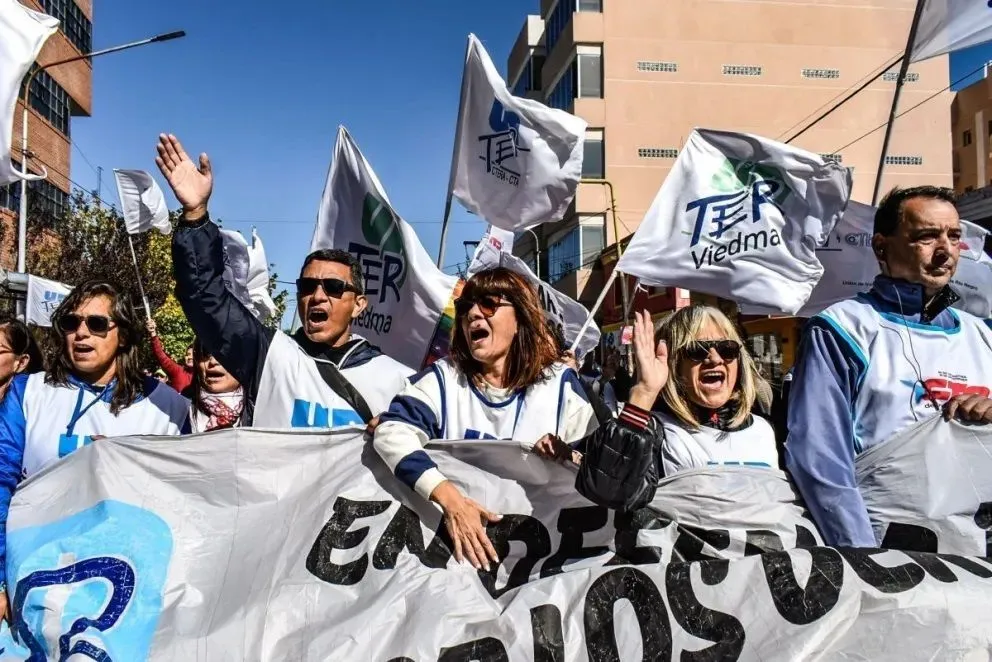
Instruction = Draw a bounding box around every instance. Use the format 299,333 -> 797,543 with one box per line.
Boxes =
296,277 -> 359,298
58,314 -> 116,335
454,295 -> 512,318
684,339 -> 741,362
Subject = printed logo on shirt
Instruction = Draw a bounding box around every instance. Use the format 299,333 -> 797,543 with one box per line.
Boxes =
291,399 -> 363,428
1,500 -> 171,660
904,373 -> 991,406
58,434 -> 94,459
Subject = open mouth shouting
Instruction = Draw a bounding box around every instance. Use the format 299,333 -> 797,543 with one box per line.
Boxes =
698,368 -> 728,393
71,343 -> 96,361
306,307 -> 330,331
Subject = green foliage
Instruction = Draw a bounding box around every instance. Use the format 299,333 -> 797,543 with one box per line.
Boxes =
266,271 -> 289,331
154,293 -> 195,358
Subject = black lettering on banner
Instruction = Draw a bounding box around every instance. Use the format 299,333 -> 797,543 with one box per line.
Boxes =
760,548 -> 843,625
938,554 -> 992,579
880,522 -> 939,553
541,507 -> 610,577
607,508 -> 665,566
672,525 -> 730,563
744,529 -> 785,556
583,567 -> 672,662
795,522 -> 819,549
437,638 -> 509,662
306,497 -> 390,585
372,504 -> 452,570
901,551 -> 958,584
530,604 -> 565,662
838,548 -> 925,593
666,559 -> 745,661
385,658 -> 416,662
479,515 -> 552,598
974,502 -> 992,557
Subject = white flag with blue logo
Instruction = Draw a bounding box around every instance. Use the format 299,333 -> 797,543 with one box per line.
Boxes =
113,169 -> 171,235
911,0 -> 992,62
450,34 -> 587,232
0,0 -> 57,186
616,129 -> 853,315
312,126 -> 459,369
25,274 -> 70,327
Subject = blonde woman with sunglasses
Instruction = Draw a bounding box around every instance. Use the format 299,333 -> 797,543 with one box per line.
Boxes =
575,305 -> 777,511
0,280 -> 189,621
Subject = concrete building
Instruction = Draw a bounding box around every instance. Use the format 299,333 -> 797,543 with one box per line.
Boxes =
506,0 -> 953,332
0,0 -> 93,269
950,67 -> 992,245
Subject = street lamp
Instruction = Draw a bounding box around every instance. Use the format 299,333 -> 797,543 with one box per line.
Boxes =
17,30 -> 186,272
524,228 -> 541,279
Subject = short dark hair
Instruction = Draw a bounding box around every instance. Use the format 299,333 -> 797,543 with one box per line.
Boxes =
874,186 -> 957,236
299,249 -> 364,295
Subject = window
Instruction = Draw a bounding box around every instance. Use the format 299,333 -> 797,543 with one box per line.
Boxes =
38,0 -> 92,55
801,68 -> 840,79
0,160 -> 68,219
546,46 -> 603,110
964,130 -> 973,146
723,64 -> 762,76
884,155 -> 923,166
545,0 -> 573,56
637,60 -> 677,73
578,0 -> 602,10
583,130 -> 604,178
638,147 -> 679,159
511,53 -> 546,97
547,215 -> 606,282
882,71 -> 919,82
819,153 -> 843,163
22,68 -> 71,136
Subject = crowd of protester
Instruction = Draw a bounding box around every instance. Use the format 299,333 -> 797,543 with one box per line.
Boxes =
0,133 -> 986,611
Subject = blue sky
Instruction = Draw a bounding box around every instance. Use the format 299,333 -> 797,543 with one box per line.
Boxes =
71,0 -> 536,326
70,1 -> 989,327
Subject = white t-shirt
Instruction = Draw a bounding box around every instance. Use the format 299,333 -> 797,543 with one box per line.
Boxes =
657,411 -> 778,477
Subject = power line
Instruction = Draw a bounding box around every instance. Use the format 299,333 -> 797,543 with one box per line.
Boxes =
828,60 -> 986,156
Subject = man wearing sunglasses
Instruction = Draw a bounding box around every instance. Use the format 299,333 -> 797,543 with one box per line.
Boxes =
787,186 -> 992,549
158,134 -> 412,428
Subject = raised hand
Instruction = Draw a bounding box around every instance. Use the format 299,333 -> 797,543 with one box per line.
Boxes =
155,134 -> 212,220
627,310 -> 669,410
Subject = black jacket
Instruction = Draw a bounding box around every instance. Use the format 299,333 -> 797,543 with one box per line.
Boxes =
172,215 -> 390,424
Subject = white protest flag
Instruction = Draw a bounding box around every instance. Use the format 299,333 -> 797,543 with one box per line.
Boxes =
466,224 -> 515,277
0,0 -> 57,185
467,229 -> 601,358
219,228 -> 253,312
113,169 -> 171,235
617,129 -> 852,315
911,0 -> 992,62
24,274 -> 70,326
246,228 -> 277,321
951,250 -> 992,318
450,34 -> 587,232
312,126 -> 459,369
2,428 -> 992,659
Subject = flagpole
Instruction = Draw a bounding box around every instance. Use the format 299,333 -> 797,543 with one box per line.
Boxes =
126,234 -> 152,318
438,37 -> 473,269
569,269 -> 618,353
870,0 -> 927,206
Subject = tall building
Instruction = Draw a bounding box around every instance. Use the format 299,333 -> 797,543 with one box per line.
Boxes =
949,68 -> 992,244
506,0 -> 952,332
0,0 -> 93,270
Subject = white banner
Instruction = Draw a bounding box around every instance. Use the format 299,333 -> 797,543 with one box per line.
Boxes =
616,129 -> 852,315
911,0 -> 992,62
24,274 -> 70,327
450,34 -> 587,232
857,415 -> 992,556
2,429 -> 992,659
312,126 -> 459,369
468,231 -> 600,358
742,203 -> 992,318
246,228 -> 277,321
0,0 -> 57,186
466,225 -> 515,277
220,228 -> 276,321
113,169 -> 171,235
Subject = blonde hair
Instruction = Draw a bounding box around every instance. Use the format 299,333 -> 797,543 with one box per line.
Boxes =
657,305 -> 758,430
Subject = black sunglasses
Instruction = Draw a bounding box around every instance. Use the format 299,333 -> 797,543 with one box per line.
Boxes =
454,294 -> 512,318
296,277 -> 359,298
684,340 -> 741,362
58,314 -> 116,335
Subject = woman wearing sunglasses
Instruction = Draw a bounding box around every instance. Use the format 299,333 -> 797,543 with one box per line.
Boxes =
185,339 -> 244,433
575,305 -> 776,511
374,268 -> 598,571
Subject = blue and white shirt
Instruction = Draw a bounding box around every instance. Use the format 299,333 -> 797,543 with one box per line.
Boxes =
658,412 -> 777,475
0,372 -> 189,583
374,359 -> 598,499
